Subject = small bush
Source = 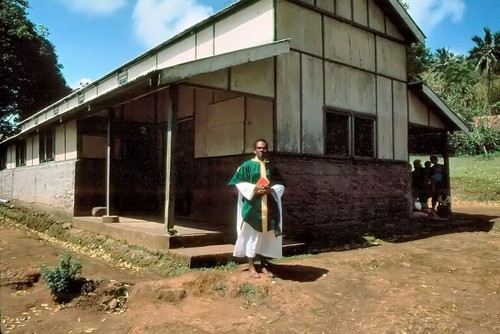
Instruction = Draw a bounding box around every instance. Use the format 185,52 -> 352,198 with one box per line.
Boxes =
449,125 -> 500,156
41,251 -> 82,295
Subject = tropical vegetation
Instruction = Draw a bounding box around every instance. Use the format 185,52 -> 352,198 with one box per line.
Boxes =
0,0 -> 71,138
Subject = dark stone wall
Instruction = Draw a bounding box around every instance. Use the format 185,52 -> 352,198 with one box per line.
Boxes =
189,154 -> 413,246
272,155 -> 412,244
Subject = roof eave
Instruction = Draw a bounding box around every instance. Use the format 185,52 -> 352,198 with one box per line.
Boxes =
376,0 -> 426,44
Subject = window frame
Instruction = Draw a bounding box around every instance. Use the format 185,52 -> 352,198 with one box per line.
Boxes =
39,128 -> 55,163
324,107 -> 376,159
16,139 -> 26,167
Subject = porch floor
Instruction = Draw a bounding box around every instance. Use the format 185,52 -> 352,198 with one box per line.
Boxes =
72,216 -> 306,267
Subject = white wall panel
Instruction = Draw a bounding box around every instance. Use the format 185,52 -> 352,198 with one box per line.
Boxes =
336,0 -> 352,19
245,98 -> 274,153
429,111 -> 446,129
158,35 -> 196,68
65,120 -> 77,160
207,97 -> 245,127
276,52 -> 301,153
377,76 -> 393,159
84,86 -> 97,101
215,0 -> 274,54
277,1 -> 322,57
206,123 -> 244,156
128,56 -> 156,79
55,123 -> 65,162
231,58 -> 274,97
316,0 -> 334,13
353,0 -> 368,26
97,76 -> 117,95
26,137 -> 33,166
186,68 -> 229,89
393,80 -> 408,160
301,55 -> 324,154
385,17 -> 404,40
376,36 -> 406,81
196,27 -> 214,59
368,0 -> 385,32
32,135 -> 40,165
408,91 -> 428,126
325,62 -> 376,114
194,89 -> 213,158
324,17 -> 375,71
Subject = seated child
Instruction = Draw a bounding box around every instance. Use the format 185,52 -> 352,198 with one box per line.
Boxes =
436,189 -> 452,218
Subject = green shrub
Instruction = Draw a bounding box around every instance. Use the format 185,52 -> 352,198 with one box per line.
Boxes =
41,251 -> 82,294
449,125 -> 500,156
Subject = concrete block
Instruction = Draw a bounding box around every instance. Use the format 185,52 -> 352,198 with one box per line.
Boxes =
102,215 -> 119,223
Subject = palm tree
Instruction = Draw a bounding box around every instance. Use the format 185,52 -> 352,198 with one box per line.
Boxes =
468,27 -> 500,115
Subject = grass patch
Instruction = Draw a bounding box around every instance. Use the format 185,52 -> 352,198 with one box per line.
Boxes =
0,205 -> 190,277
238,283 -> 269,305
410,155 -> 500,202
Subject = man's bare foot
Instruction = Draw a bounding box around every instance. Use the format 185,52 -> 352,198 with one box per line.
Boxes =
249,269 -> 260,278
261,266 -> 274,278
248,261 -> 259,278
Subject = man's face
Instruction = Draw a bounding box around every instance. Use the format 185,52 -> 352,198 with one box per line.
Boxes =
253,141 -> 268,160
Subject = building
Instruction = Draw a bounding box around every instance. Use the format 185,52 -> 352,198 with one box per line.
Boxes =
0,0 -> 469,245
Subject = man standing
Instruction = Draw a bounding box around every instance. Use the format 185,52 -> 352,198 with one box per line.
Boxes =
228,139 -> 285,278
429,155 -> 445,210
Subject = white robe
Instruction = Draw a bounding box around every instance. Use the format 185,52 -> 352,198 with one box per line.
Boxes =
233,182 -> 285,259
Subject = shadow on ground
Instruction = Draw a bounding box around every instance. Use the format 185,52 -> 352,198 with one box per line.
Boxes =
265,264 -> 329,282
378,211 -> 499,243
303,210 -> 499,255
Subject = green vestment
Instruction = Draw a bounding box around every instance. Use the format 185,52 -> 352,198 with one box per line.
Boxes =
228,159 -> 280,234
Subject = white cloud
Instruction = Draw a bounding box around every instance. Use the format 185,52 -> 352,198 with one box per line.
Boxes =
132,0 -> 214,49
405,0 -> 465,33
55,0 -> 128,16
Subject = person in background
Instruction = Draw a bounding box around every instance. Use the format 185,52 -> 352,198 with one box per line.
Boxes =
411,159 -> 425,201
228,139 -> 285,279
436,188 -> 452,218
430,155 -> 445,210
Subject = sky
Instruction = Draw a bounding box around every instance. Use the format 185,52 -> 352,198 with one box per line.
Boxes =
26,0 -> 500,89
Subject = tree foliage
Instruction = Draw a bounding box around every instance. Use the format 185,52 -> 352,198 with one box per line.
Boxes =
0,0 -> 71,138
468,27 -> 500,115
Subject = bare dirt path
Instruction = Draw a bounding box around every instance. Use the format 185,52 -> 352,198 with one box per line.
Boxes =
1,205 -> 499,334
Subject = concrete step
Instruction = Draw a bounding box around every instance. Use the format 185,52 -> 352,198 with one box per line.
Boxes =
170,241 -> 307,268
169,231 -> 235,249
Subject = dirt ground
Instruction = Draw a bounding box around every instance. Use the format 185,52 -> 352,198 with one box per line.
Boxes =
1,203 -> 499,334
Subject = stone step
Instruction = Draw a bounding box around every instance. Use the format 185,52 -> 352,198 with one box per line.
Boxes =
169,241 -> 307,268
169,231 -> 236,249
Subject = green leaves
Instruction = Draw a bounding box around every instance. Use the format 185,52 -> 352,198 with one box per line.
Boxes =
41,251 -> 82,295
1,0 -> 71,136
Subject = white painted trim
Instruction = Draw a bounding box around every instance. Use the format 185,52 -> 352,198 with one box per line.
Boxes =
158,39 -> 291,85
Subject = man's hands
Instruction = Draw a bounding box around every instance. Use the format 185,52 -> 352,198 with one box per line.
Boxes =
255,184 -> 270,196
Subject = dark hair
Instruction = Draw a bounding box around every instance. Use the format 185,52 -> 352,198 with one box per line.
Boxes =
253,138 -> 268,149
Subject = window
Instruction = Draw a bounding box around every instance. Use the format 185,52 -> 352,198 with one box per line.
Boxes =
325,109 -> 375,158
118,71 -> 128,85
16,140 -> 26,166
77,92 -> 84,104
0,149 -> 6,170
39,129 -> 55,162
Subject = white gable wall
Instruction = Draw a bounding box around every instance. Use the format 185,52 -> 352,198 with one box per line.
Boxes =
275,0 -> 410,161
408,91 -> 446,129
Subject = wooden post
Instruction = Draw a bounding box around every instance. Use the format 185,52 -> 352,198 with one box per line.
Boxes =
164,86 -> 178,233
106,110 -> 111,216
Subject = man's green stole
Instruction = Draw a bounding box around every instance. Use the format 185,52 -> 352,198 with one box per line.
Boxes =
228,158 -> 280,234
